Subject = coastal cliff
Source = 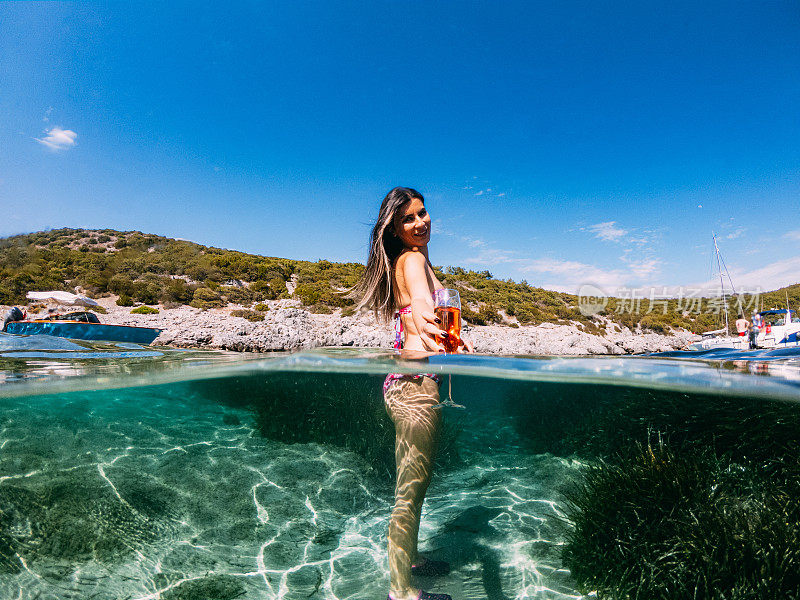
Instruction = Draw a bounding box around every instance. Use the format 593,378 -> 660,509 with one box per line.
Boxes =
6,228 -> 790,340
92,298 -> 698,355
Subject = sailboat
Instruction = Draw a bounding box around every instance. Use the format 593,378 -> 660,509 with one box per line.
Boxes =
686,235 -> 748,351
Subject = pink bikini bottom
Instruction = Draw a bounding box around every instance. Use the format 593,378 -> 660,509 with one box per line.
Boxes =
383,372 -> 442,394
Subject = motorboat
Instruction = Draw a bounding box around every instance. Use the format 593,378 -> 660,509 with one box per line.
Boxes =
754,308 -> 800,348
2,291 -> 162,345
3,308 -> 162,345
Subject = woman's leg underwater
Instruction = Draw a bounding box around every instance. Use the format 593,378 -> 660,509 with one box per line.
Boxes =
384,377 -> 442,599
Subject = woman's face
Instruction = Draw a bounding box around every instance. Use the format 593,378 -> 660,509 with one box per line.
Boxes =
393,198 -> 431,249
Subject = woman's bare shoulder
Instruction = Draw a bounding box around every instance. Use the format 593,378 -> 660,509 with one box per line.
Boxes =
395,249 -> 427,270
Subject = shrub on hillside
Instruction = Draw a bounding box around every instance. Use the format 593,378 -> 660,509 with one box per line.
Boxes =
269,277 -> 288,297
250,277 -> 289,300
230,309 -> 264,322
129,280 -> 161,305
461,306 -> 482,325
130,305 -> 159,314
639,314 -> 672,334
183,264 -> 210,282
108,274 -> 134,297
294,282 -> 321,306
221,285 -> 254,305
161,278 -> 195,304
249,279 -> 281,301
478,303 -> 502,324
309,303 -> 333,314
116,294 -> 134,307
294,281 -> 351,308
190,287 -> 224,309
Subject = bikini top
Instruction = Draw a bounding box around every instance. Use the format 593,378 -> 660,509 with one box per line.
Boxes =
393,305 -> 412,349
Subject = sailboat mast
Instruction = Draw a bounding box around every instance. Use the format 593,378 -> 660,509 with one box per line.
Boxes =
713,234 -> 729,335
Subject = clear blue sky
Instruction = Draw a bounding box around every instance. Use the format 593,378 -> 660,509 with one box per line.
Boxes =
1,2 -> 799,294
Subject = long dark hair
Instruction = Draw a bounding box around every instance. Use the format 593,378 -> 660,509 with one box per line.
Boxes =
350,187 -> 425,321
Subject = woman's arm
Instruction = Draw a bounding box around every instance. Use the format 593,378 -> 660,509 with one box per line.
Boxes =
401,252 -> 446,352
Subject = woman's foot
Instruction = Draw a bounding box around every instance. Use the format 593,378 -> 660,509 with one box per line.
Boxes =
411,557 -> 450,577
387,592 -> 452,600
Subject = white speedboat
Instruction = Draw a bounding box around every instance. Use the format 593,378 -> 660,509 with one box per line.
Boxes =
754,308 -> 800,348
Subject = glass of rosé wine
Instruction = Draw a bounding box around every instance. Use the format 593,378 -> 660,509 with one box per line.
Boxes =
433,289 -> 461,353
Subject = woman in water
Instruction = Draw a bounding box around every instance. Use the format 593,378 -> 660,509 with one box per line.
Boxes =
351,187 -> 471,600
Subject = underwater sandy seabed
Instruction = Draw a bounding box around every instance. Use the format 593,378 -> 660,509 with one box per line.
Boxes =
0,373 -> 584,600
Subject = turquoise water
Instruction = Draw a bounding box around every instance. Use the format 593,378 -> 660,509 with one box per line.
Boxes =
2,333 -> 800,599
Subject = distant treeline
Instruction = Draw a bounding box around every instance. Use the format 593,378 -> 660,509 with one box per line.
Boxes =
1,228 -> 798,334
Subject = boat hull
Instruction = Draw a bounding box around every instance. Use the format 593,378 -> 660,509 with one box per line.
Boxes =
686,336 -> 749,351
5,321 -> 162,345
757,325 -> 800,348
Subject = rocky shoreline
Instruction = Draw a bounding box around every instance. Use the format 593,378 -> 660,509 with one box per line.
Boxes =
75,298 -> 699,355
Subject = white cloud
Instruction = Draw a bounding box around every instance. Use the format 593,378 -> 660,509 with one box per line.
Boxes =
587,221 -> 627,242
463,245 -> 517,266
622,258 -> 662,280
36,127 -> 77,151
449,221 -> 798,297
462,242 -> 632,293
684,256 -> 800,295
726,227 -> 745,239
517,258 -> 629,293
784,230 -> 800,241
721,256 -> 800,292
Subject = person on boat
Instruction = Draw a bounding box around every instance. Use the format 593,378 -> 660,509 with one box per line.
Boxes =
350,186 -> 472,600
749,311 -> 762,349
2,306 -> 26,332
735,314 -> 750,339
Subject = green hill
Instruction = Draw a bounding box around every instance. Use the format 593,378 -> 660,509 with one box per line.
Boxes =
1,228 -> 798,334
